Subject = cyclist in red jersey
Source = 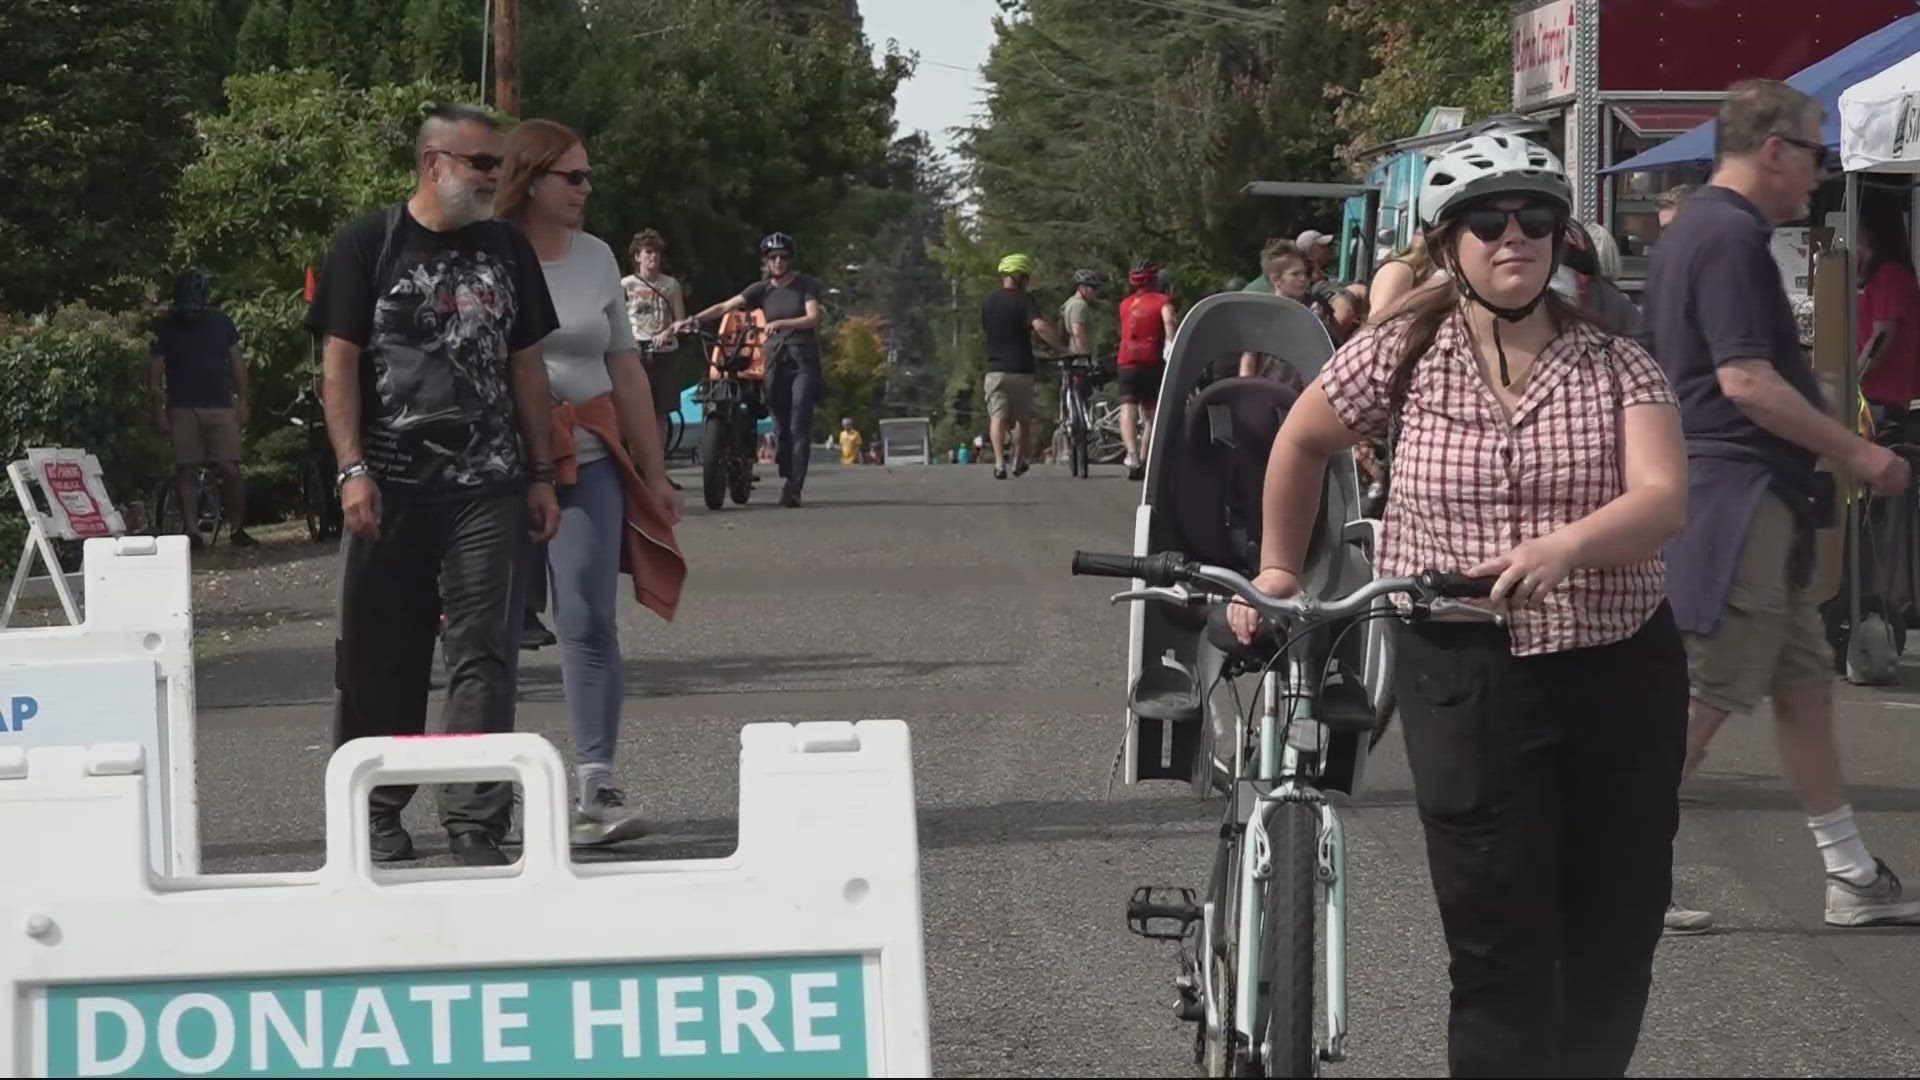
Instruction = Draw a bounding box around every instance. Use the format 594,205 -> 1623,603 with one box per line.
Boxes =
1117,260 -> 1177,480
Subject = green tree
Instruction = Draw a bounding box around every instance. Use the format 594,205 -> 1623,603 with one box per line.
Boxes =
0,0 -> 195,316
1329,0 -> 1511,159
285,0 -> 351,73
233,0 -> 291,74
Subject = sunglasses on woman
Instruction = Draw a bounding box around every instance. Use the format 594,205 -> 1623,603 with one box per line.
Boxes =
1461,203 -> 1564,243
543,168 -> 593,187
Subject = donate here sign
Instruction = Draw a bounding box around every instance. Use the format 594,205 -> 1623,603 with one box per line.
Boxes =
38,955 -> 870,1077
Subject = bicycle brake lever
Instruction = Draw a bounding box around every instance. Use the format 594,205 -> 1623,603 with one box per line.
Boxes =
1424,599 -> 1505,624
1108,585 -> 1202,607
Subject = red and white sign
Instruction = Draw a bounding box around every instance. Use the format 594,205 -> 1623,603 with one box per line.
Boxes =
36,459 -> 110,538
1513,0 -> 1578,110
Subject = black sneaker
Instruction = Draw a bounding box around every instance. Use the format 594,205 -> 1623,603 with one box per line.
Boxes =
229,529 -> 259,548
780,489 -> 803,508
520,614 -> 557,651
449,831 -> 511,867
993,466 -> 1008,480
1013,460 -> 1030,477
1127,463 -> 1146,481
369,817 -> 414,862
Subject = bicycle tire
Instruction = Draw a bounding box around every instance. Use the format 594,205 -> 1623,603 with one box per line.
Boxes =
199,476 -> 225,546
1256,802 -> 1318,1078
152,479 -> 183,538
300,458 -> 328,542
1071,415 -> 1089,478
701,418 -> 727,510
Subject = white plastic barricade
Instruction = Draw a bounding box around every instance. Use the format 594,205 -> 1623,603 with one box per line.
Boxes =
0,725 -> 932,1078
878,418 -> 932,465
0,535 -> 196,876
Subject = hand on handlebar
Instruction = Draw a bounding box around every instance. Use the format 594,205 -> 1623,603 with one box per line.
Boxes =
1228,567 -> 1301,645
1468,532 -> 1578,607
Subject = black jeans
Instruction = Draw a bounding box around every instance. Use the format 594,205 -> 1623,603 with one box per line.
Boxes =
770,358 -> 823,495
333,490 -> 523,837
1393,605 -> 1687,1078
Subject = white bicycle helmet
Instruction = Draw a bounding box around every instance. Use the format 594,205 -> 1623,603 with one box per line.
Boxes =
1417,134 -> 1570,228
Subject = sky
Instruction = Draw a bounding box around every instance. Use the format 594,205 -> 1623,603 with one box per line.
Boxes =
862,0 -> 1000,160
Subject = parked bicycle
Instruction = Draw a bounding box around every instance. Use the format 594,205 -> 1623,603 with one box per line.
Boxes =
286,378 -> 342,543
151,467 -> 226,546
1072,550 -> 1495,1076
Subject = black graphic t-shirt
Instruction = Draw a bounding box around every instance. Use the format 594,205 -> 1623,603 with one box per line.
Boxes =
306,205 -> 558,500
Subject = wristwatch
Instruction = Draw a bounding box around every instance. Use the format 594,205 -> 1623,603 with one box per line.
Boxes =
528,460 -> 557,484
335,461 -> 370,492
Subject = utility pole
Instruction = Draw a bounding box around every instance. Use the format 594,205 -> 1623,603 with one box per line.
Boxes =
493,0 -> 519,116
480,0 -> 492,106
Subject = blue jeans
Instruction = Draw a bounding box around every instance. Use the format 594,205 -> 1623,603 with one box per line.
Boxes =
771,360 -> 823,495
548,458 -> 626,773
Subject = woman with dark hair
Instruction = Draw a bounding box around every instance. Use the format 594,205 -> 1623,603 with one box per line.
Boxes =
1230,134 -> 1688,1075
498,118 -> 684,847
1857,193 -> 1920,419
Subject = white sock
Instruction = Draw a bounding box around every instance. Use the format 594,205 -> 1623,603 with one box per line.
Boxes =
1808,805 -> 1877,885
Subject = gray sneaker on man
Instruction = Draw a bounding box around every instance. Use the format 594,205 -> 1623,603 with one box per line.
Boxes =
1826,858 -> 1920,927
571,784 -> 653,847
1663,901 -> 1714,935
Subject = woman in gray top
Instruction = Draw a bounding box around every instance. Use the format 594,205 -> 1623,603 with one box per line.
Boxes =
499,119 -> 683,846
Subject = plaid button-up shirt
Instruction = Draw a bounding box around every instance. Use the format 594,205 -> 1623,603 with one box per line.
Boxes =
1320,309 -> 1678,656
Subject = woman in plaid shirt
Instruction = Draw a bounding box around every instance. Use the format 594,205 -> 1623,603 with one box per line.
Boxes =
1231,135 -> 1687,1076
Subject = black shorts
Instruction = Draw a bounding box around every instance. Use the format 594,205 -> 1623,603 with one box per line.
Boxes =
1117,364 -> 1164,405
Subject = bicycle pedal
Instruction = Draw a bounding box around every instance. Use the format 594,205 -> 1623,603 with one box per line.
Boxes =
1126,885 -> 1201,941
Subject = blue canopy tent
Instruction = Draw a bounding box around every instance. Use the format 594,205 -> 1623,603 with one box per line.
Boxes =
671,384 -> 772,440
1606,11 -> 1920,174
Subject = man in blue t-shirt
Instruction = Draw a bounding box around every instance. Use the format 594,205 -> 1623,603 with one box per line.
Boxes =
148,269 -> 256,548
1644,79 -> 1918,931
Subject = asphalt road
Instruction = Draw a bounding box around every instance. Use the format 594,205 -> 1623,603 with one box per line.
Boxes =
187,460 -> 1920,1076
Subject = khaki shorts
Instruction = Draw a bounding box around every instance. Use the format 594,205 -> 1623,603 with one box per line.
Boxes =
983,371 -> 1036,423
168,407 -> 242,465
1684,492 -> 1833,714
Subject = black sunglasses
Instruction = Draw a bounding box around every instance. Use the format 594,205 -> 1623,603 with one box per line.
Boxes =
1777,134 -> 1829,170
1461,204 -> 1564,243
432,149 -> 504,173
543,168 -> 593,187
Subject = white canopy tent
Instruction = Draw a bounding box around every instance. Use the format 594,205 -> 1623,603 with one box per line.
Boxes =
1841,52 -> 1920,174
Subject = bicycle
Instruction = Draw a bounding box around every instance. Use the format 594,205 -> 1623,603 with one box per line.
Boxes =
151,466 -> 226,546
286,379 -> 343,543
689,313 -> 768,510
1071,550 -> 1495,1076
1042,353 -> 1109,477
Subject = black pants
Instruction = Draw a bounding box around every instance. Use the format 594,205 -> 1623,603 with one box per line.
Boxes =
770,359 -> 823,495
642,346 -> 679,453
1393,605 -> 1686,1078
333,490 -> 523,837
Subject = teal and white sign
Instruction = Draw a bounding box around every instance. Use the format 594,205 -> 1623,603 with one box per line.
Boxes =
39,955 -> 872,1077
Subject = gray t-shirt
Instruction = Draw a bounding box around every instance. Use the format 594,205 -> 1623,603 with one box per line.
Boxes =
1059,294 -> 1092,349
541,231 -> 638,465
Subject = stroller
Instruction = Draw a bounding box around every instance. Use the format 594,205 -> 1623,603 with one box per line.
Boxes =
1118,292 -> 1389,798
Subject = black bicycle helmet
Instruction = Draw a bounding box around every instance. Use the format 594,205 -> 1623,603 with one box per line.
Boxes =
172,268 -> 212,316
1072,268 -> 1101,288
759,232 -> 796,257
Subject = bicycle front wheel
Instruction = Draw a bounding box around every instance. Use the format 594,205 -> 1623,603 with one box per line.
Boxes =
1256,802 -> 1318,1077
1070,415 -> 1089,478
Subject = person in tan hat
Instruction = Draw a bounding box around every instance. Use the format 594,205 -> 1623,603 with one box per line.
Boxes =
1295,228 -> 1333,284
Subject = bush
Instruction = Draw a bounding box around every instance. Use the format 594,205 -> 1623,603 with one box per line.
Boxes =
0,306 -> 172,563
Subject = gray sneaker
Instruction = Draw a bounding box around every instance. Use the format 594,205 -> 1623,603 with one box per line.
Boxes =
570,785 -> 653,848
1663,901 -> 1714,935
1826,858 -> 1920,927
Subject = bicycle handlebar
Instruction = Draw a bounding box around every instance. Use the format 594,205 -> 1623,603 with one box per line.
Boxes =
1070,550 -> 1493,621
